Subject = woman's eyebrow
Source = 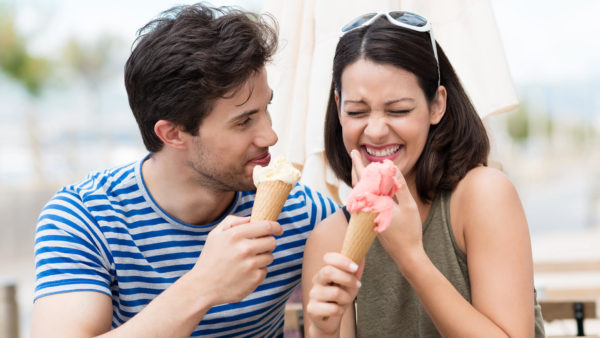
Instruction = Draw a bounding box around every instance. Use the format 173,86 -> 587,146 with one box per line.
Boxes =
384,98 -> 414,105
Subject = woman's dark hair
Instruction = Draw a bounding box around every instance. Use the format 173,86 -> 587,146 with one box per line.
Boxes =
125,3 -> 278,152
324,17 -> 489,203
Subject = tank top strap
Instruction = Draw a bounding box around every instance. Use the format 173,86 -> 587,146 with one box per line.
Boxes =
341,206 -> 351,222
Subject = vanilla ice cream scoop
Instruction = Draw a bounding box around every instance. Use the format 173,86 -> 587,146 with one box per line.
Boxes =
251,156 -> 301,222
253,156 -> 301,186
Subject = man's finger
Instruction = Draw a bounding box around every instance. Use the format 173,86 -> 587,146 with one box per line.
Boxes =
231,220 -> 283,238
219,216 -> 250,230
252,235 -> 278,255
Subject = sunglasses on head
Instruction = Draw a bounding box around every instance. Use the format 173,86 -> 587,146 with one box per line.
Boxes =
341,11 -> 440,87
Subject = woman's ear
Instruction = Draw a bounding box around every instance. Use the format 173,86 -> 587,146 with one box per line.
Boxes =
154,120 -> 187,150
430,86 -> 447,125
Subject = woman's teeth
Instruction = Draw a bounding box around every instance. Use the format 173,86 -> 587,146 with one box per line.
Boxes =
365,145 -> 400,157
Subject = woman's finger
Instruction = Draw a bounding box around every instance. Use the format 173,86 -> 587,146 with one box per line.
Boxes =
307,298 -> 344,317
314,264 -> 361,291
322,252 -> 359,274
392,168 -> 414,206
350,149 -> 366,187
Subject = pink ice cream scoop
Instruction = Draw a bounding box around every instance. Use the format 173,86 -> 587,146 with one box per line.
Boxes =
346,159 -> 400,232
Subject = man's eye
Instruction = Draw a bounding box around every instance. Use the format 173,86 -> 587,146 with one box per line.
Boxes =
238,117 -> 251,126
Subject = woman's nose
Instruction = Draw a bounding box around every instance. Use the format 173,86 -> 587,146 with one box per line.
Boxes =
363,114 -> 389,142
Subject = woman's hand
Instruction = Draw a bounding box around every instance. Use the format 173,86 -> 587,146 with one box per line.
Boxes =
377,167 -> 426,274
305,252 -> 362,336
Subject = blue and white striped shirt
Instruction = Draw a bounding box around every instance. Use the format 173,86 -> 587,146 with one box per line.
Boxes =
34,155 -> 338,337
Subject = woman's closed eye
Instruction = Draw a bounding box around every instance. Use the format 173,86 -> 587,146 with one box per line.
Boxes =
389,109 -> 412,115
346,110 -> 368,116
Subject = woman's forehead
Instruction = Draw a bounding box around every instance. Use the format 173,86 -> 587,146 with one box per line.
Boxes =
340,60 -> 422,100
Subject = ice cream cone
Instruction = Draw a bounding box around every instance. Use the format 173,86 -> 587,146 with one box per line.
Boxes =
251,180 -> 294,221
340,211 -> 378,263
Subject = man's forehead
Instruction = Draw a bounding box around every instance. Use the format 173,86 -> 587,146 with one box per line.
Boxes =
224,67 -> 269,107
222,67 -> 270,107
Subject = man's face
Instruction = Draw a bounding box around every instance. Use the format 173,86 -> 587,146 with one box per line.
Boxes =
187,67 -> 278,192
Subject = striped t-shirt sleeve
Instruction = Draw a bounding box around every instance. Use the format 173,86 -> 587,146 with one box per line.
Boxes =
301,184 -> 340,226
34,187 -> 113,300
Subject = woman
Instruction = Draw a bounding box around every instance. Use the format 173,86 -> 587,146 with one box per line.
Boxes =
301,11 -> 545,337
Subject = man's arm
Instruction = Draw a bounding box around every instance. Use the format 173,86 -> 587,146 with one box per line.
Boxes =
31,292 -> 113,337
31,216 -> 283,337
31,273 -> 216,338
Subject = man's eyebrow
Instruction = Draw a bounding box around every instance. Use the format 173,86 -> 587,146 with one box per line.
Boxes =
230,89 -> 273,122
230,109 -> 258,122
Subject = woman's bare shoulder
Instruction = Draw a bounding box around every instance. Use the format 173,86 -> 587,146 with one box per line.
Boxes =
453,166 -> 519,205
307,209 -> 348,252
451,165 -> 528,241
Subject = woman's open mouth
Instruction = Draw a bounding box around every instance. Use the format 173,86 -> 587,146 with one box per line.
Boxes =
363,144 -> 402,162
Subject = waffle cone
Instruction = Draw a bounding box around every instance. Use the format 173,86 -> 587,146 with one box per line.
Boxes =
251,180 -> 293,221
340,211 -> 378,263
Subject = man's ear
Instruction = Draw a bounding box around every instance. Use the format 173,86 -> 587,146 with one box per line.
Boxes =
154,120 -> 186,149
430,86 -> 447,125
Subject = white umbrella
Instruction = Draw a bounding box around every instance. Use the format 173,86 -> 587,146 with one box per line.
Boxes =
265,0 -> 517,203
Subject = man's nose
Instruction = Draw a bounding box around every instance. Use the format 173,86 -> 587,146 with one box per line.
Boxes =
256,115 -> 278,148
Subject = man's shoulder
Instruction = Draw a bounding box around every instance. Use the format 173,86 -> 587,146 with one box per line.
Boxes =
290,182 -> 334,200
46,160 -> 141,215
37,159 -> 149,242
285,183 -> 340,215
62,161 -> 139,198
236,183 -> 340,221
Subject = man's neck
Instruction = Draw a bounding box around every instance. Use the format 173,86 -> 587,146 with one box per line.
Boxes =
141,152 -> 236,225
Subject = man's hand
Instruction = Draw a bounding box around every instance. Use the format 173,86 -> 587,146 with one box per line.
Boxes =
191,215 -> 284,305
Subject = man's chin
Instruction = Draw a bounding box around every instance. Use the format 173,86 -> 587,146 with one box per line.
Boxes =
237,176 -> 257,192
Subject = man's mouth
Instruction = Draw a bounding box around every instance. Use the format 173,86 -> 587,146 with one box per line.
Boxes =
249,152 -> 271,166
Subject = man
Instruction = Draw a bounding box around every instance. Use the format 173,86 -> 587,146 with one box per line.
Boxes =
31,4 -> 337,337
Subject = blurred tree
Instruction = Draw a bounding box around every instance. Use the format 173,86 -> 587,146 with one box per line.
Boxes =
0,7 -> 51,185
62,34 -> 121,91
59,34 -> 123,173
506,100 -> 530,144
0,9 -> 50,96
544,112 -> 554,139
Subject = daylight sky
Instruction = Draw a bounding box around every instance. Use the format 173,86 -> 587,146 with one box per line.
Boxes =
6,0 -> 600,86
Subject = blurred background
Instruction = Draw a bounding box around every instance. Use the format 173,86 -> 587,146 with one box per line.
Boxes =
0,0 -> 598,337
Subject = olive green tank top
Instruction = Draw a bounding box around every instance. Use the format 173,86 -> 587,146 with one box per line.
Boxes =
349,191 -> 545,337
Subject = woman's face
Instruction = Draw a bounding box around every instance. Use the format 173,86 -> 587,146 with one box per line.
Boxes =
336,58 -> 446,180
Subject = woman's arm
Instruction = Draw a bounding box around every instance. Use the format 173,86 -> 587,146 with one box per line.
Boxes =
302,211 -> 360,338
378,166 -> 535,337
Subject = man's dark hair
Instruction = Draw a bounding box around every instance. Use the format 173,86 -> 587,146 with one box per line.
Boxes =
324,18 -> 489,203
125,3 -> 278,152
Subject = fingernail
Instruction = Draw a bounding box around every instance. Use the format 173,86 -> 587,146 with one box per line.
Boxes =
349,262 -> 358,272
356,280 -> 362,288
